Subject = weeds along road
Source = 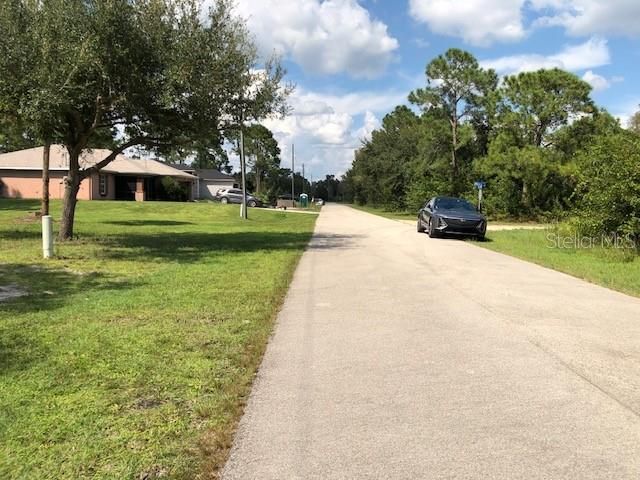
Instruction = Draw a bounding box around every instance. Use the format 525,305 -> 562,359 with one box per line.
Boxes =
223,203 -> 640,480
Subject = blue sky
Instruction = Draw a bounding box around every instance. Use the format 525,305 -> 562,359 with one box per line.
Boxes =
229,0 -> 640,179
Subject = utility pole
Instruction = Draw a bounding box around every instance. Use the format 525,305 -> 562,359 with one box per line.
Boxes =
302,163 -> 305,193
239,112 -> 248,219
291,144 -> 295,205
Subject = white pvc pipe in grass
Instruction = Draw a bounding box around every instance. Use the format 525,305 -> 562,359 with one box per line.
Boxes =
42,215 -> 53,259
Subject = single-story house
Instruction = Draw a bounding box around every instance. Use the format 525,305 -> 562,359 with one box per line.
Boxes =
172,165 -> 236,200
0,145 -> 197,201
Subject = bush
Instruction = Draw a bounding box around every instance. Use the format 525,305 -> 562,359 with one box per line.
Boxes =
475,144 -> 574,219
160,176 -> 189,201
574,132 -> 640,241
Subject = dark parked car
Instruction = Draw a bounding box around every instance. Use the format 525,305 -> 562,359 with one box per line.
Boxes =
417,196 -> 486,239
216,188 -> 262,207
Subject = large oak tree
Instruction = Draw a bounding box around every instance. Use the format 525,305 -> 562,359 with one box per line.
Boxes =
0,0 -> 289,240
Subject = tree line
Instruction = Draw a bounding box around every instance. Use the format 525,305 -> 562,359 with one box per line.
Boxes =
343,49 -> 640,241
0,0 -> 289,240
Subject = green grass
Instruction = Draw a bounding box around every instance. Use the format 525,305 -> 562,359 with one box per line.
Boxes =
0,199 -> 317,479
348,204 -> 417,221
480,228 -> 640,297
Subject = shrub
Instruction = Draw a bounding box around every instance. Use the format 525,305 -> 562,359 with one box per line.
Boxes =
574,132 -> 640,241
160,176 -> 189,201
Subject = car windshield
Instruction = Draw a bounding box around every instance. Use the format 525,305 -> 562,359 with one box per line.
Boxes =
435,198 -> 476,211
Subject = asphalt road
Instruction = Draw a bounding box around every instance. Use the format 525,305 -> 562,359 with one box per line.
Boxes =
222,204 -> 640,479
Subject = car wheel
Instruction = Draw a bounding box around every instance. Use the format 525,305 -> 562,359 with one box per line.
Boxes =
417,219 -> 425,233
428,218 -> 438,238
248,200 -> 257,208
220,197 -> 229,204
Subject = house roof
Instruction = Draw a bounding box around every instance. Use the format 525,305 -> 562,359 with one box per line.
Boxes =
170,164 -> 234,181
0,145 -> 196,180
195,169 -> 235,181
171,164 -> 196,172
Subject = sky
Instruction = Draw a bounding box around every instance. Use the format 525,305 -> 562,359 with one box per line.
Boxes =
227,0 -> 640,180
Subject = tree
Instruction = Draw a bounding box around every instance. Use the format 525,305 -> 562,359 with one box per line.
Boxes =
0,0 -> 289,240
233,125 -> 280,194
192,145 -> 231,173
475,141 -> 572,216
574,131 -> 640,240
409,49 -> 497,195
0,117 -> 38,154
405,109 -> 459,210
313,175 -> 342,202
500,69 -> 594,148
476,69 -> 596,214
628,107 -> 640,135
551,109 -> 621,158
347,106 -> 420,207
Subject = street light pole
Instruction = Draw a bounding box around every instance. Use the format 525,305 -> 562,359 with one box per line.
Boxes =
239,112 -> 248,219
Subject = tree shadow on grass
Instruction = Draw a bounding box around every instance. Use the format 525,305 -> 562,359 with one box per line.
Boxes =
103,220 -> 195,227
0,263 -> 137,374
0,199 -> 40,211
0,229 -> 41,241
100,231 -> 358,262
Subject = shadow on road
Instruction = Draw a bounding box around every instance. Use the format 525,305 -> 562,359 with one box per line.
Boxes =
307,233 -> 363,251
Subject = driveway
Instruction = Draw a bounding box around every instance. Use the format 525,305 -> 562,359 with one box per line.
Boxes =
223,204 -> 640,479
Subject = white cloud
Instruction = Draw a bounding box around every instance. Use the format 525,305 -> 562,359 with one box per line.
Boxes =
531,0 -> 640,37
610,100 -> 640,129
355,111 -> 381,141
482,37 -> 610,74
551,37 -> 611,70
408,0 -> 526,46
233,0 -> 398,78
258,88 -> 400,178
292,89 -> 407,117
408,1 -> 640,45
581,70 -> 610,92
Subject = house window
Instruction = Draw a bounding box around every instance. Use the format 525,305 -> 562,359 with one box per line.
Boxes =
99,174 -> 108,196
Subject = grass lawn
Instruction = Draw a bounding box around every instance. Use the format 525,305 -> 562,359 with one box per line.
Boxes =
480,228 -> 640,297
0,199 -> 317,479
348,204 -> 417,221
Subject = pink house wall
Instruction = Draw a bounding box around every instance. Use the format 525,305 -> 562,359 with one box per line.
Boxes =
0,170 -> 94,200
